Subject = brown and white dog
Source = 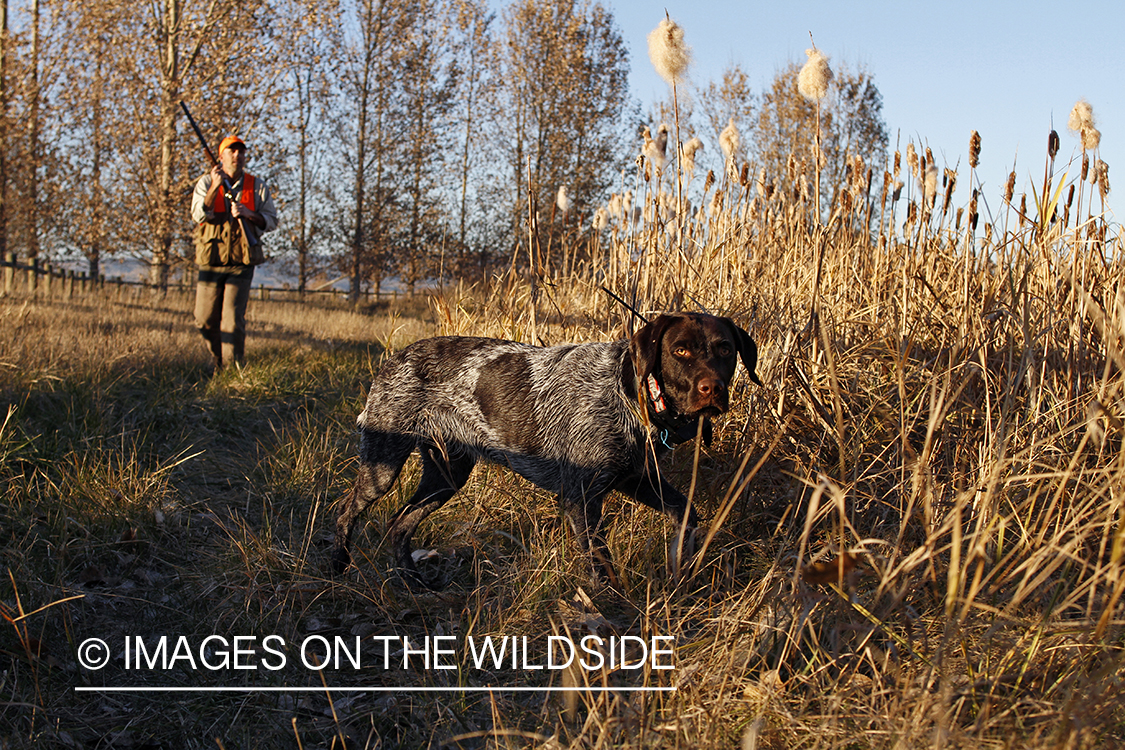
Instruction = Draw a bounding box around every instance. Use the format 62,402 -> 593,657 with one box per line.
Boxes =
331,312 -> 761,586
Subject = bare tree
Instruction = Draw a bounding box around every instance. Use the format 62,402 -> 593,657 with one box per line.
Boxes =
499,0 -> 630,270
273,0 -> 341,293
335,0 -> 416,301
59,0 -> 272,287
395,0 -> 458,294
751,60 -> 888,210
449,0 -> 496,280
695,62 -> 755,168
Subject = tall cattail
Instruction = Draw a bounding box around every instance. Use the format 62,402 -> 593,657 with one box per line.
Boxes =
893,150 -> 901,179
1005,172 -> 1016,203
969,131 -> 981,168
798,47 -> 832,101
906,143 -> 919,179
1047,130 -> 1059,160
1098,161 -> 1111,198
703,169 -> 715,194
647,17 -> 691,84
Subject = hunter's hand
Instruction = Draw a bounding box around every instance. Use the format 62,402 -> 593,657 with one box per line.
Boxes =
203,165 -> 225,210
230,200 -> 265,229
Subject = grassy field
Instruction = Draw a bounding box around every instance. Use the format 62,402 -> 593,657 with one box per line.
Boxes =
2,140 -> 1125,748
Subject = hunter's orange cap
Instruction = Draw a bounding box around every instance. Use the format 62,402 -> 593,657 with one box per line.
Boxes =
219,135 -> 246,153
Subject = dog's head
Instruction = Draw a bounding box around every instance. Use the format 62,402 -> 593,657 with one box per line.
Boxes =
629,313 -> 761,420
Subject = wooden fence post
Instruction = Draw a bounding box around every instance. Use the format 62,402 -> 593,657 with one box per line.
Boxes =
4,252 -> 15,295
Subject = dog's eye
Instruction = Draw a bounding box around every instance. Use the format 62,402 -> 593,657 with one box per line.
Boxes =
716,342 -> 733,356
673,346 -> 692,358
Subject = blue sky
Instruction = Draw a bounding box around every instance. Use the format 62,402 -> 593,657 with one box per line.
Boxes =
611,0 -> 1122,218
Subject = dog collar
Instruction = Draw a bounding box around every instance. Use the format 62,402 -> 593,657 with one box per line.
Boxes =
646,374 -> 667,413
643,374 -> 709,448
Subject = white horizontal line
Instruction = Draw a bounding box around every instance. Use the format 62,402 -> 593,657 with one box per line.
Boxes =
75,686 -> 675,693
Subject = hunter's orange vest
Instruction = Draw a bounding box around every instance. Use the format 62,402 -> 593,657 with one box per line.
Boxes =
194,174 -> 264,267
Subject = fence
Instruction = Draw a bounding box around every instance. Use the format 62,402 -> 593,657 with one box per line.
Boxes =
1,252 -> 412,306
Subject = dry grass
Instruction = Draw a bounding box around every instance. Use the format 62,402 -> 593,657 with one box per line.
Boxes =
1,136 -> 1124,748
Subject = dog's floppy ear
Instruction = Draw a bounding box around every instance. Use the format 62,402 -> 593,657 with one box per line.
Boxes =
723,318 -> 762,386
629,314 -> 680,383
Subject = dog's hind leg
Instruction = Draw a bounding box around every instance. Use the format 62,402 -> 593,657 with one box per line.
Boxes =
331,430 -> 414,574
386,443 -> 477,585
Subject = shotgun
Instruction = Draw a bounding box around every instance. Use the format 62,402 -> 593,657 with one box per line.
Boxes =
179,101 -> 252,253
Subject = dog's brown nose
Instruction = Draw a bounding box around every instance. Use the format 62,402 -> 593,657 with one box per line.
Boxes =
696,377 -> 727,402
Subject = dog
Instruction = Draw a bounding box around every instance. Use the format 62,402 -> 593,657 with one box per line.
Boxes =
331,312 -> 761,585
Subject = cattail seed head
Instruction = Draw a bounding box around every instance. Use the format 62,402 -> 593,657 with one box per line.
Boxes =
592,207 -> 608,231
906,144 -> 918,179
719,118 -> 740,164
1068,99 -> 1095,136
607,193 -> 622,219
893,150 -> 901,178
942,168 -> 956,214
1005,172 -> 1016,203
647,17 -> 691,84
798,47 -> 832,101
1098,161 -> 1110,198
1068,99 -> 1101,152
923,164 -> 939,207
1082,127 -> 1101,151
681,137 -> 703,175
642,123 -> 669,175
708,188 -> 724,217
969,131 -> 981,168
703,169 -> 715,194
556,185 -> 570,216
1047,130 -> 1059,160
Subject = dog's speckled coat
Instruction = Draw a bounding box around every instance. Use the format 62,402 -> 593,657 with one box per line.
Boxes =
331,313 -> 760,584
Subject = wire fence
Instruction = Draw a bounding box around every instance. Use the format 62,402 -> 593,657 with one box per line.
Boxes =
1,252 -> 417,307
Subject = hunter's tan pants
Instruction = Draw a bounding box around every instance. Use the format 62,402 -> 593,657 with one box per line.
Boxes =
194,265 -> 254,368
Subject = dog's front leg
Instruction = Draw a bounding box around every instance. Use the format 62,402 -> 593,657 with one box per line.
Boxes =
619,474 -> 700,576
560,494 -> 619,587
